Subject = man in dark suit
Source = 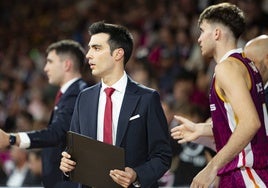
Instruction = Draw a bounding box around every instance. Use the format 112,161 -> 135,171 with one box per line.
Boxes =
244,34 -> 268,108
0,40 -> 88,188
60,21 -> 172,187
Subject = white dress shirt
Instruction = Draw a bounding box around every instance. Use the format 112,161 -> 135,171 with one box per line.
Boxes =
6,164 -> 29,187
97,72 -> 127,145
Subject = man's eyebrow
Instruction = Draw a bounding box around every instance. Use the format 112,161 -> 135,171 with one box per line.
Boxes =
88,44 -> 101,48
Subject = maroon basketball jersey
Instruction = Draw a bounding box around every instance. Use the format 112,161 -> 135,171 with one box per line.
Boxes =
209,49 -> 268,175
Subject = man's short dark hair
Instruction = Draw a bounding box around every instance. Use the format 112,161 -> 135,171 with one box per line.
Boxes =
46,40 -> 85,71
88,21 -> 134,65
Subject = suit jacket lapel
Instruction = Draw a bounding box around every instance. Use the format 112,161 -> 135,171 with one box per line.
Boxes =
87,83 -> 101,139
116,78 -> 140,146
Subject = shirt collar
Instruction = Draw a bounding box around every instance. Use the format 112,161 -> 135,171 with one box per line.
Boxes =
101,71 -> 128,93
219,48 -> 243,63
60,77 -> 80,94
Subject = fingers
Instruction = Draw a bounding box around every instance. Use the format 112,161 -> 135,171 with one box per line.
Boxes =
174,115 -> 189,124
110,170 -> 129,187
177,138 -> 188,144
170,128 -> 183,139
171,129 -> 188,144
110,168 -> 136,188
62,151 -> 71,158
59,152 -> 76,173
174,116 -> 195,129
170,125 -> 181,133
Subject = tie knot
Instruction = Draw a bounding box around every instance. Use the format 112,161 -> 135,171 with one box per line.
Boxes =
104,87 -> 115,97
54,90 -> 63,105
56,90 -> 63,97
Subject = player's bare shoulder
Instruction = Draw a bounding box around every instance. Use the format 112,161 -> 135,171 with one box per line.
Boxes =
216,58 -> 247,77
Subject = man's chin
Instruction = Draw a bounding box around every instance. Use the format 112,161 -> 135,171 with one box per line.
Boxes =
201,52 -> 212,59
91,70 -> 97,76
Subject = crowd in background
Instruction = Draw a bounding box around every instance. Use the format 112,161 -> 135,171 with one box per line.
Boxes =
0,0 -> 268,187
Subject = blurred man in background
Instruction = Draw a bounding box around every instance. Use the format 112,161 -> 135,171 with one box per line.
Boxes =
0,40 -> 88,188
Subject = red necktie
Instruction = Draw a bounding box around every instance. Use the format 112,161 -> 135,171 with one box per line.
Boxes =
54,90 -> 62,105
103,87 -> 115,144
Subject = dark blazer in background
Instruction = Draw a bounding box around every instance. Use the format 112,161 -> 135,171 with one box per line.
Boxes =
21,169 -> 43,187
70,77 -> 172,188
27,79 -> 88,188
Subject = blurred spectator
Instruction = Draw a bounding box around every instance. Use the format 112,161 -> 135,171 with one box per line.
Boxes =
5,147 -> 42,187
15,110 -> 34,132
28,149 -> 43,186
128,59 -> 158,91
170,104 -> 216,187
0,160 -> 7,185
171,69 -> 196,109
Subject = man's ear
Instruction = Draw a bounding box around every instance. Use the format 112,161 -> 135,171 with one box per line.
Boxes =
214,28 -> 221,40
113,48 -> 124,61
265,53 -> 268,61
64,59 -> 72,71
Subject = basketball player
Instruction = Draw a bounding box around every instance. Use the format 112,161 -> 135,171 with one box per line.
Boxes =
171,3 -> 268,187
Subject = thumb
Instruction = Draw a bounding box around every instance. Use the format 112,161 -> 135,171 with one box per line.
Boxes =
174,115 -> 192,124
174,115 -> 195,129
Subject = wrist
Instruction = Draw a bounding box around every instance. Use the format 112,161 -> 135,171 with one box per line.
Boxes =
132,177 -> 141,187
208,158 -> 221,173
132,170 -> 140,187
9,133 -> 20,146
201,122 -> 213,137
9,134 -> 17,146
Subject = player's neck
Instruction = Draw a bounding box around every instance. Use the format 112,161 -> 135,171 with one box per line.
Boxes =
214,43 -> 237,64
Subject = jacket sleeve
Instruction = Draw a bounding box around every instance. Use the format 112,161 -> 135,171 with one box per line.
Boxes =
27,92 -> 78,148
133,91 -> 172,187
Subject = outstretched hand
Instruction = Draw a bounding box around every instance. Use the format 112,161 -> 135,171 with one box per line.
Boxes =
0,129 -> 10,149
170,115 -> 201,143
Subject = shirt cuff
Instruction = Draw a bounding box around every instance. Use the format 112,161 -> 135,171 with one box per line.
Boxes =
18,132 -> 30,148
132,179 -> 141,187
63,172 -> 69,177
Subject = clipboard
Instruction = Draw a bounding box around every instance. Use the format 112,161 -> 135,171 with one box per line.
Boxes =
66,131 -> 125,188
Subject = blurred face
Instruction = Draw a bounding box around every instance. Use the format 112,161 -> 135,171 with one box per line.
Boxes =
173,80 -> 194,104
16,116 -> 32,131
86,33 -> 115,78
28,152 -> 42,175
44,50 -> 65,86
198,20 -> 215,58
10,147 -> 27,166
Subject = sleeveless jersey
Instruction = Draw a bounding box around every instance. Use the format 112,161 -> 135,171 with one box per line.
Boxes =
209,49 -> 268,175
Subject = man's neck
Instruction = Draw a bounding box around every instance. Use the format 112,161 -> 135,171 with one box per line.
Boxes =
214,39 -> 237,63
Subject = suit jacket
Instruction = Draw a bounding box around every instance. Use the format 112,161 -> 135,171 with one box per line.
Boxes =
22,169 -> 43,187
27,79 -> 88,188
70,77 -> 172,188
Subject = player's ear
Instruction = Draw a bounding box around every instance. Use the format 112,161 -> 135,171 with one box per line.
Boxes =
214,28 -> 221,41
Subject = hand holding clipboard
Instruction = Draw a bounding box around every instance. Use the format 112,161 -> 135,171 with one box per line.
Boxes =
60,131 -> 125,188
